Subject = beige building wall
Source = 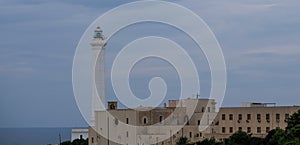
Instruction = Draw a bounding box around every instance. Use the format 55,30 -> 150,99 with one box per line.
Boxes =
89,100 -> 300,144
212,105 -> 300,140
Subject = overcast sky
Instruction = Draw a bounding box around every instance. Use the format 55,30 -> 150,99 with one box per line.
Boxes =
1,0 -> 300,128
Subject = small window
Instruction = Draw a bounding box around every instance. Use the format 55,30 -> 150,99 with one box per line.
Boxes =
222,114 -> 226,120
229,114 -> 233,120
229,127 -> 233,133
184,115 -> 189,125
159,116 -> 163,122
238,127 -> 242,131
257,114 -> 261,120
238,114 -> 242,120
247,127 -> 251,133
266,127 -> 270,133
91,137 -> 94,143
126,131 -> 129,137
276,114 -> 280,120
222,127 -> 226,133
198,120 -> 200,125
115,118 -> 119,125
266,114 -> 270,120
200,132 -> 202,137
190,132 -> 192,138
126,118 -> 129,124
247,114 -> 251,120
143,117 -> 147,124
208,107 -> 211,112
285,114 -> 289,120
202,107 -> 205,112
257,127 -> 261,133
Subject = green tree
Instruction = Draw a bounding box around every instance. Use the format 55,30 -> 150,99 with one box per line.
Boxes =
196,138 -> 221,145
226,131 -> 251,145
176,136 -> 190,145
286,110 -> 300,134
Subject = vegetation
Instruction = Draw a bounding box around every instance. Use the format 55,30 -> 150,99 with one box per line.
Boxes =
60,138 -> 88,145
176,109 -> 300,145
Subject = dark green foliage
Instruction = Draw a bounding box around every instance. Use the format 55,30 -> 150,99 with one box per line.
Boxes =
249,137 -> 264,145
226,131 -> 252,145
176,136 -> 190,145
61,138 -> 88,145
196,138 -> 221,145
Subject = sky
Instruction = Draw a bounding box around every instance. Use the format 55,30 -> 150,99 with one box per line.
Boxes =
1,0 -> 300,128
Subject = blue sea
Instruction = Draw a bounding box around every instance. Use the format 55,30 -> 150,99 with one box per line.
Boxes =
0,128 -> 73,145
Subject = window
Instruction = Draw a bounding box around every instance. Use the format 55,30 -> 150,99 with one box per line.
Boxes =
247,114 -> 251,120
202,107 -> 205,112
159,116 -> 163,122
285,114 -> 289,120
238,127 -> 242,131
257,114 -> 261,120
229,127 -> 233,133
91,137 -> 94,143
126,118 -> 129,124
200,132 -> 202,137
143,117 -> 147,124
247,127 -> 251,133
190,132 -> 192,138
266,114 -> 270,121
115,118 -> 119,125
222,114 -> 226,120
276,114 -> 280,121
222,127 -> 226,133
198,120 -> 200,125
208,107 -> 211,112
238,114 -> 242,120
126,131 -> 129,137
257,127 -> 261,133
229,114 -> 233,120
184,115 -> 189,125
266,127 -> 270,133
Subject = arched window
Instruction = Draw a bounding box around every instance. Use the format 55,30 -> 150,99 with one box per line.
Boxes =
143,117 -> 147,124
159,116 -> 163,122
184,115 -> 189,125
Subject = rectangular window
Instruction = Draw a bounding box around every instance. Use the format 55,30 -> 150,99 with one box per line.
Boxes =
208,107 -> 211,112
238,114 -> 242,120
222,127 -> 226,133
190,132 -> 192,138
229,114 -> 233,120
257,114 -> 261,120
266,114 -> 270,120
247,114 -> 251,120
266,127 -> 270,133
247,127 -> 251,133
126,118 -> 129,124
229,127 -> 233,133
238,127 -> 242,132
276,114 -> 280,121
126,131 -> 129,137
257,127 -> 261,133
198,120 -> 200,125
222,114 -> 226,120
285,114 -> 289,120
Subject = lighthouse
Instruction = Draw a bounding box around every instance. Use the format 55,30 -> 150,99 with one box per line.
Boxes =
90,27 -> 106,125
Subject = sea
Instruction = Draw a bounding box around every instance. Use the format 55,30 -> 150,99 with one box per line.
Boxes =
0,128 -> 73,145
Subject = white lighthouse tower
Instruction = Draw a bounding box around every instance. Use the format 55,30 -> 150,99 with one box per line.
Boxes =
90,27 -> 106,125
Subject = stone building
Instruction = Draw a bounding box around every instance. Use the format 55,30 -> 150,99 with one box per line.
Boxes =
89,101 -> 300,145
208,103 -> 300,141
89,98 -> 217,145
